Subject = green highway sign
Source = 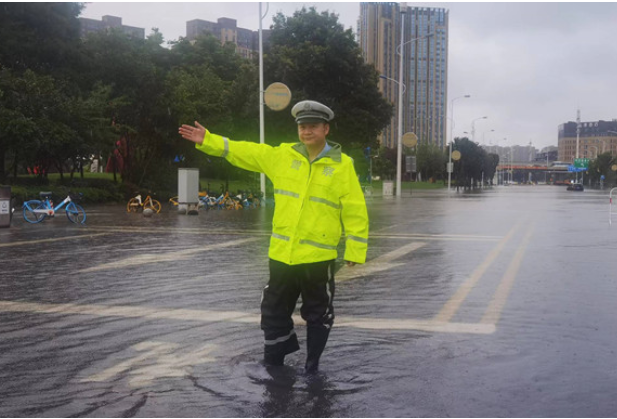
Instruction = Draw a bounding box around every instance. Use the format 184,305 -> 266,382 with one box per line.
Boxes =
574,158 -> 590,168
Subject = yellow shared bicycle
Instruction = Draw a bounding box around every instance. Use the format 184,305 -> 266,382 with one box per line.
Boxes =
127,193 -> 161,213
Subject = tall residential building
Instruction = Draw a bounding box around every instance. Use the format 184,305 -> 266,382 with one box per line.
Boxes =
359,3 -> 449,149
558,119 -> 617,162
186,17 -> 269,60
78,15 -> 145,39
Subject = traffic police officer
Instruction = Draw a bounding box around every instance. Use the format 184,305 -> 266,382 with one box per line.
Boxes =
179,100 -> 369,372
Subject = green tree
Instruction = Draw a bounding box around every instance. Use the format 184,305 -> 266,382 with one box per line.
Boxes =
0,69 -> 115,181
81,29 -> 180,188
0,3 -> 84,78
372,147 -> 396,180
452,137 -> 489,188
415,143 -> 447,181
264,7 -> 392,151
483,153 -> 500,185
587,152 -> 616,187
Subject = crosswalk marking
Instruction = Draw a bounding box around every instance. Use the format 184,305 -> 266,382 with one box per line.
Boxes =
0,300 -> 495,335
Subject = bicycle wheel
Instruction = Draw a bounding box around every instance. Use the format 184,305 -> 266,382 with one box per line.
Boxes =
224,197 -> 235,210
127,198 -> 140,212
23,200 -> 47,224
66,203 -> 86,224
147,199 -> 161,213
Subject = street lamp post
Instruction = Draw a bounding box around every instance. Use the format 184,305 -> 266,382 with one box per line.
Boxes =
448,95 -> 470,192
258,2 -> 268,202
392,10 -> 433,197
471,116 -> 488,143
394,10 -> 406,197
482,129 -> 495,145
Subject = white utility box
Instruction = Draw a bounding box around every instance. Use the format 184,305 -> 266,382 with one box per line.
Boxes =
178,168 -> 200,215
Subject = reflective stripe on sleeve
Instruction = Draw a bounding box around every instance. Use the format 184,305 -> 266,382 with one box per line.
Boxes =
272,233 -> 290,241
264,330 -> 296,346
221,137 -> 229,158
299,239 -> 337,250
347,235 -> 368,244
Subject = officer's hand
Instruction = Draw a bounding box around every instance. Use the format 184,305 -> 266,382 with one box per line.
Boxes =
179,121 -> 206,145
346,261 -> 356,267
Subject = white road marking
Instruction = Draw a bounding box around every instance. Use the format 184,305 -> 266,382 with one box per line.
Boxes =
0,300 -> 494,335
0,233 -> 111,248
433,220 -> 525,323
78,237 -> 261,273
336,241 -> 427,281
84,226 -> 271,237
83,226 -> 500,241
82,340 -> 216,387
480,224 -> 535,325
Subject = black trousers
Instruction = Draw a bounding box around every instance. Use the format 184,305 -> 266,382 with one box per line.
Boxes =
261,259 -> 335,367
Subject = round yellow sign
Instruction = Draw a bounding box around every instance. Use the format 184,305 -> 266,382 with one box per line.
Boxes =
452,150 -> 462,161
402,132 -> 418,148
264,82 -> 292,111
612,164 -> 617,172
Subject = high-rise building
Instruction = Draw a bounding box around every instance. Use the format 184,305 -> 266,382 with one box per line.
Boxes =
186,17 -> 269,60
558,119 -> 617,162
78,15 -> 145,39
359,3 -> 449,149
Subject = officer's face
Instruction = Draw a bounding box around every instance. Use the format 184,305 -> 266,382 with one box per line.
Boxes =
298,122 -> 329,147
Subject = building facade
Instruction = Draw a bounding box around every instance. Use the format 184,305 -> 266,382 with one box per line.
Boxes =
78,15 -> 145,39
359,3 -> 449,149
186,17 -> 268,60
558,119 -> 617,162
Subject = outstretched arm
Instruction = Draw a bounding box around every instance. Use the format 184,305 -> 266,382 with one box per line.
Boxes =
179,121 -> 276,177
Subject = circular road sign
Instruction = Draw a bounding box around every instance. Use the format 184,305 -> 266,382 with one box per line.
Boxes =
452,150 -> 462,161
612,164 -> 617,172
264,82 -> 292,111
402,132 -> 418,148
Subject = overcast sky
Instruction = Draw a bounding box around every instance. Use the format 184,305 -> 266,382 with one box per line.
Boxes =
80,2 -> 617,150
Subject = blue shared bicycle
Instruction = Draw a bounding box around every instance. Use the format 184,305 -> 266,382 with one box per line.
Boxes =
22,192 -> 86,224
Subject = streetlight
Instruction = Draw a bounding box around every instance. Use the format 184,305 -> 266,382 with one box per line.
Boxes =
448,95 -> 470,192
379,75 -> 406,94
379,74 -> 406,191
258,2 -> 269,202
482,129 -> 495,145
394,9 -> 433,197
493,137 -> 506,184
471,116 -> 488,143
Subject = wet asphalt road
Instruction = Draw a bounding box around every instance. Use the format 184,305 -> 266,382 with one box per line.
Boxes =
1,185 -> 617,417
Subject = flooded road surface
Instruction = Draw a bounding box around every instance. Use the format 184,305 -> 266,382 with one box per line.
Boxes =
2,186 -> 617,417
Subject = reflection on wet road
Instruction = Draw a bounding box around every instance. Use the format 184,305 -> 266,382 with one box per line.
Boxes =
1,186 -> 617,417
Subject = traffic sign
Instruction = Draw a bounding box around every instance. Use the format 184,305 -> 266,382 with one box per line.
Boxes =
402,132 -> 418,147
574,158 -> 590,169
452,150 -> 461,161
264,82 -> 292,111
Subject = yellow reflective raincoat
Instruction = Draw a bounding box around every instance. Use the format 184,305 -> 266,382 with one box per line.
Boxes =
195,130 -> 369,265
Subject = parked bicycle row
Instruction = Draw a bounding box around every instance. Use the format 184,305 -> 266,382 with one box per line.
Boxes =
18,187 -> 265,225
167,189 -> 263,211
